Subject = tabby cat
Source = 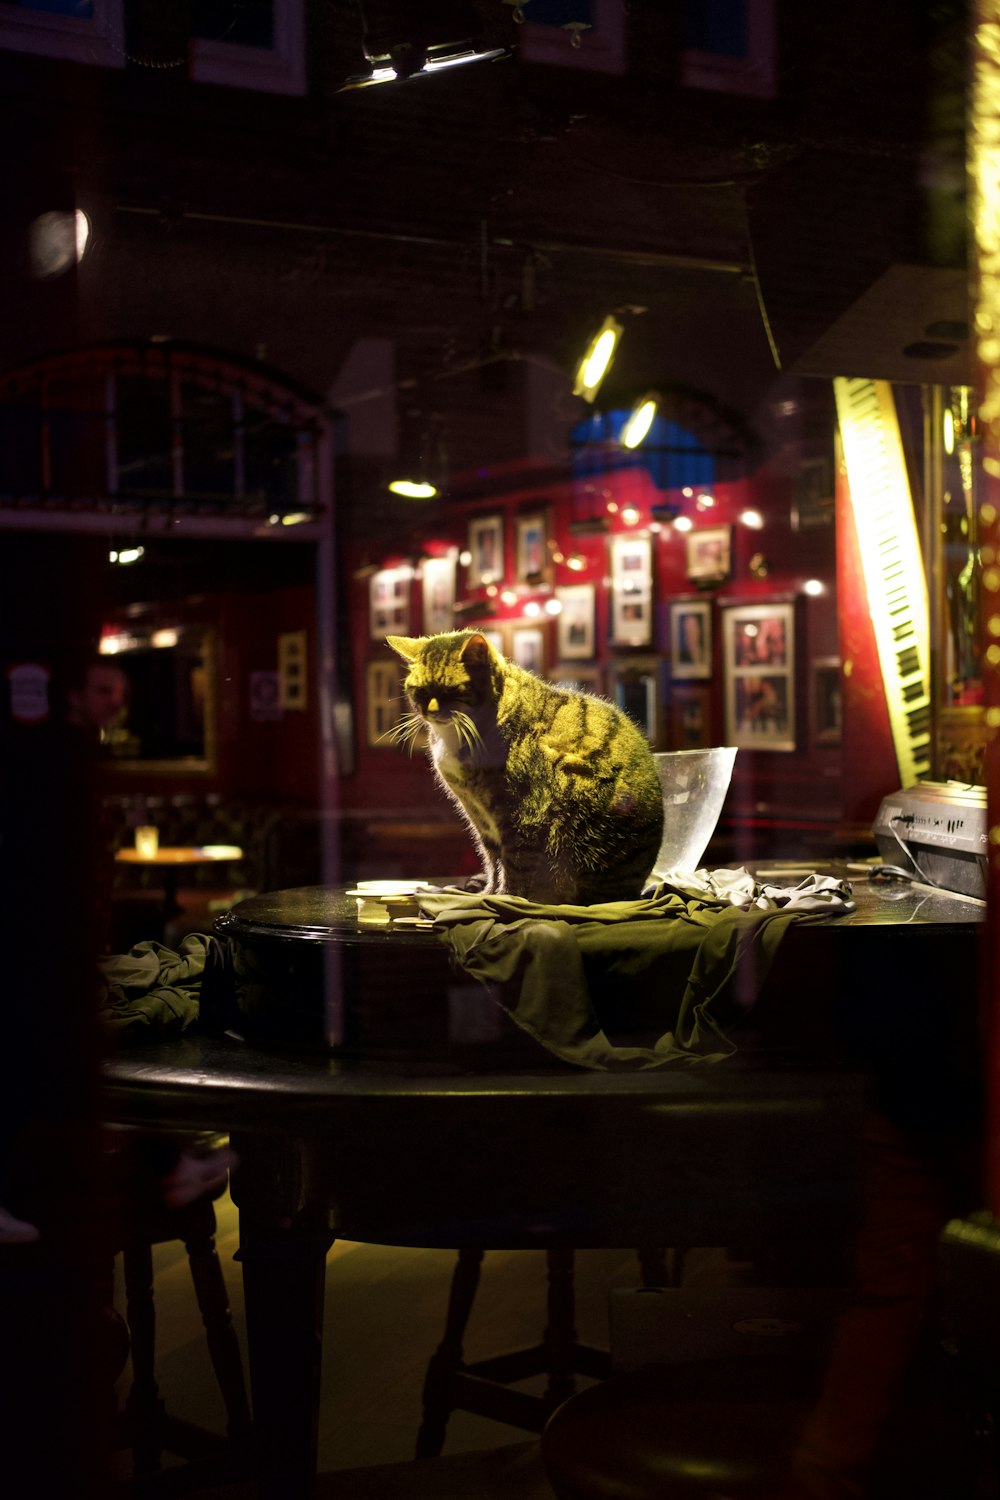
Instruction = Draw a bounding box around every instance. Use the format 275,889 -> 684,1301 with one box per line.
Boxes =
387,629 -> 664,904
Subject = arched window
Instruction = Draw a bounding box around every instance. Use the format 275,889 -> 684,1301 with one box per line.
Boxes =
0,341 -> 329,531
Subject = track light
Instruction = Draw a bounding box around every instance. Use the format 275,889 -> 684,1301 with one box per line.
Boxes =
345,1 -> 508,87
572,316 -> 622,402
620,394 -> 658,449
388,479 -> 438,498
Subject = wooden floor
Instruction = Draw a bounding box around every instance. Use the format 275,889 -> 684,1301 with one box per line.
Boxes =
113,1190 -> 999,1499
113,1188 -> 648,1494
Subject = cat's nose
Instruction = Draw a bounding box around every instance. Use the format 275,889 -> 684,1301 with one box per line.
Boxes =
427,697 -> 440,713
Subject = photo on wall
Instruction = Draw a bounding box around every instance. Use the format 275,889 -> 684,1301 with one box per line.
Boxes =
511,624 -> 545,675
421,553 -> 456,634
467,515 -> 504,587
669,598 -> 712,680
369,566 -> 411,642
609,534 -> 653,647
515,513 -> 549,583
722,601 -> 796,751
555,582 -> 596,660
685,525 -> 731,585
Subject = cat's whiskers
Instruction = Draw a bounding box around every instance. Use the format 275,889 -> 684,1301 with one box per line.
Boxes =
451,710 -> 482,757
380,711 -> 427,755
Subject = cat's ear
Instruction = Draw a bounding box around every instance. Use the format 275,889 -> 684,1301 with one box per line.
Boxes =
387,635 -> 423,662
461,633 -> 502,669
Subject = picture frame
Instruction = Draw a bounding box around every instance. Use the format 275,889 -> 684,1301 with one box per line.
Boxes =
608,655 -> 663,747
669,598 -> 712,680
515,512 -> 549,584
555,582 -> 596,660
722,601 -> 796,751
369,566 -> 411,642
609,534 -> 653,647
811,656 -> 842,745
467,514 -> 504,588
479,625 -> 507,656
366,659 -> 405,748
511,623 -> 545,676
668,685 -> 711,750
421,553 -> 456,634
685,525 -> 732,584
553,663 -> 603,697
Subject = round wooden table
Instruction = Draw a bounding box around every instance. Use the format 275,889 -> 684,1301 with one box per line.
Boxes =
115,844 -> 244,930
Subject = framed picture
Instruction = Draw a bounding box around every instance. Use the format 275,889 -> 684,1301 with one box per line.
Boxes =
479,625 -> 507,656
791,455 -> 835,531
609,656 -> 663,747
369,566 -> 411,642
467,514 -> 504,588
685,525 -> 731,584
553,663 -> 603,697
609,534 -> 653,647
555,582 -> 596,660
811,656 -> 842,745
421,553 -> 456,634
511,623 -> 545,675
515,512 -> 549,583
366,659 -> 405,747
668,686 -> 711,750
722,601 -> 795,751
669,598 -> 712,680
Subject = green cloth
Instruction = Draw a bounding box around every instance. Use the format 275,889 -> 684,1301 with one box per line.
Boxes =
97,934 -> 209,1039
419,876 -> 853,1071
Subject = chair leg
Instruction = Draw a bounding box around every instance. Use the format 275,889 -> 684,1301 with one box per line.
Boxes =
416,1247 -> 485,1458
542,1248 -> 578,1414
122,1241 -> 166,1475
183,1226 -> 252,1439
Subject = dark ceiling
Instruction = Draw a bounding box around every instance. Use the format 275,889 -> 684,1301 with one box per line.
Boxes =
1,0 -> 971,480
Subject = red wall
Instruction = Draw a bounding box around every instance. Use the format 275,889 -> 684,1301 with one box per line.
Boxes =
341,456 -> 848,854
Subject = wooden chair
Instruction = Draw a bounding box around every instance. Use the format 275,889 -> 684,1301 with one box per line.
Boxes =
109,1140 -> 252,1490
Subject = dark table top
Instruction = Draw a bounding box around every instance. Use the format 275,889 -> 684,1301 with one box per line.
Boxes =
98,863 -> 982,1246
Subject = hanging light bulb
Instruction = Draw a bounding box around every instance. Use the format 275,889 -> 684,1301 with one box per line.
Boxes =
572,316 -> 622,402
620,394 -> 657,449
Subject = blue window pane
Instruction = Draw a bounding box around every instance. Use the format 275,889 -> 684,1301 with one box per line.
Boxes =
683,0 -> 747,57
191,0 -> 275,49
4,0 -> 95,16
570,409 -> 715,492
525,0 -> 593,29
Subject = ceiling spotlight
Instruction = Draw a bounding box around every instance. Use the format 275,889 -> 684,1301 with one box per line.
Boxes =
620,395 -> 658,449
673,515 -> 693,533
388,478 -> 438,498
739,509 -> 764,529
572,316 -> 623,402
346,1 -> 507,87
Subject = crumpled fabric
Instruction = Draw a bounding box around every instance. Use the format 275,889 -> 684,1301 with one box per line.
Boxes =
97,933 -> 210,1039
419,869 -> 854,1071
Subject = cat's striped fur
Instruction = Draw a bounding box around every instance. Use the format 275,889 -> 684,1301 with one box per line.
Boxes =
387,630 -> 663,904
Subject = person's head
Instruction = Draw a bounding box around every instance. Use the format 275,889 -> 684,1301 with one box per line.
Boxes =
67,660 -> 127,731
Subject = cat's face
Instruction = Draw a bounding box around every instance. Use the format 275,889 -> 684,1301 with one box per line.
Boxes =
388,632 -> 499,729
386,633 -> 503,756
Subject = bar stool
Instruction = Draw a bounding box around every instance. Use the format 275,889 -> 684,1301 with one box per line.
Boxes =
108,1135 -> 252,1481
540,1361 -> 816,1499
415,1246 -> 674,1457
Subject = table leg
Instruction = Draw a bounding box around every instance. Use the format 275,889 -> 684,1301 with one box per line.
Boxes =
230,1133 -> 335,1499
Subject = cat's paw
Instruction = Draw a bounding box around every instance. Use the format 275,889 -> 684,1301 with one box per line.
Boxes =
464,872 -> 491,893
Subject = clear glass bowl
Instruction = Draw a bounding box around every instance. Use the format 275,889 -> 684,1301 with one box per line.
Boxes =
649,747 -> 738,879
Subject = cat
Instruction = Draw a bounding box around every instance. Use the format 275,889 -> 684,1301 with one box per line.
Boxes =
386,629 -> 664,905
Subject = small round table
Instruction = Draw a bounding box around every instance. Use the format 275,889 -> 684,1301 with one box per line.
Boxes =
115,844 -> 244,931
